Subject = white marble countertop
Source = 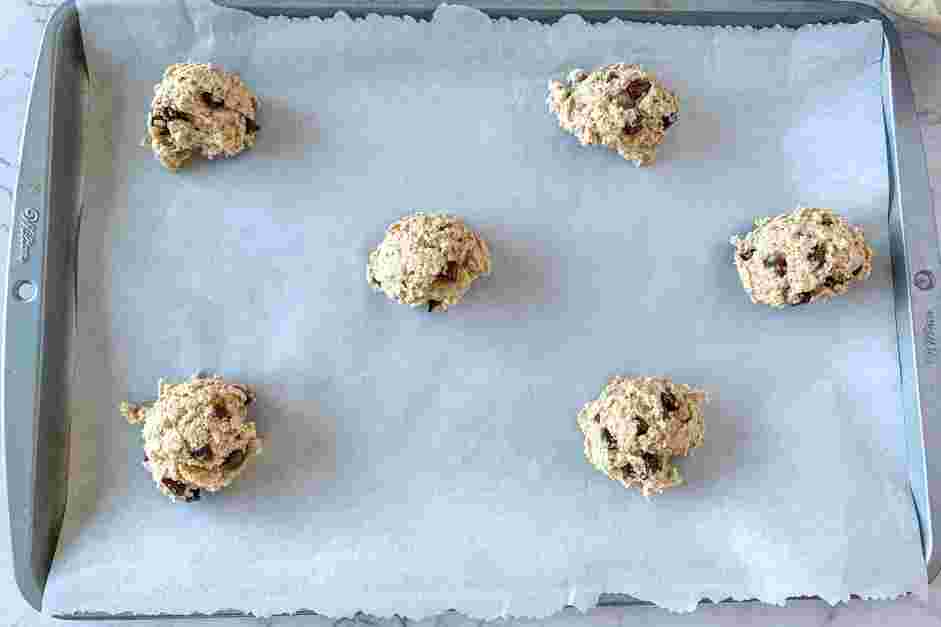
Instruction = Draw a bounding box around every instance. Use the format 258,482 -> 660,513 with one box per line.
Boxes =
4,1 -> 941,625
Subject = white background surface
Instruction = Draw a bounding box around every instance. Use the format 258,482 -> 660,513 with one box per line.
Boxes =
5,1 -> 941,625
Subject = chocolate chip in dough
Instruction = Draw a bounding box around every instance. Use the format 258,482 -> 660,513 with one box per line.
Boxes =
200,92 -> 225,109
161,477 -> 187,497
222,449 -> 245,471
765,254 -> 788,278
642,452 -> 661,474
439,261 -> 460,282
793,291 -> 813,305
808,244 -> 827,270
191,445 -> 212,460
623,121 -> 642,136
661,390 -> 679,413
626,80 -> 651,101
160,106 -> 191,123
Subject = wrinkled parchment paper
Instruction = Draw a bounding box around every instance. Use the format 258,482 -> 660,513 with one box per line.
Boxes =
48,0 -> 924,617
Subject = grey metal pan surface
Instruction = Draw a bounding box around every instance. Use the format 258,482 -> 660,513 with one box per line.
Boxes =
4,0 -> 939,619
3,0 -> 83,615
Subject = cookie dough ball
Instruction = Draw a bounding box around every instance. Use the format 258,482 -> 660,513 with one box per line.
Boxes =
732,207 -> 874,308
576,376 -> 705,497
367,213 -> 492,312
548,64 -> 679,166
121,375 -> 262,502
146,63 -> 259,171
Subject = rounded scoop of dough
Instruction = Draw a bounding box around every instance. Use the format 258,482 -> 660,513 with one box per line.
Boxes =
548,63 -> 679,167
147,63 -> 259,171
732,207 -> 874,308
367,213 -> 492,312
576,376 -> 705,497
121,375 -> 262,503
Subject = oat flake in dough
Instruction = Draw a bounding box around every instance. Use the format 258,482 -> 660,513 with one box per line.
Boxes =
576,376 -> 706,497
121,375 -> 262,502
146,63 -> 259,171
548,64 -> 679,166
367,213 -> 492,312
731,207 -> 874,308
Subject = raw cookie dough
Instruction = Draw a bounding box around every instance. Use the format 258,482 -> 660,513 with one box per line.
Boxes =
548,64 -> 679,166
367,213 -> 492,312
576,376 -> 705,497
121,375 -> 262,502
731,207 -> 874,308
146,63 -> 259,171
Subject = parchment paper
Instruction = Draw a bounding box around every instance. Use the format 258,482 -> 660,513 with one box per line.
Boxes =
48,0 -> 925,617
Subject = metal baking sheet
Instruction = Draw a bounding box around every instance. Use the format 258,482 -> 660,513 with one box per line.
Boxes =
5,0 -> 941,620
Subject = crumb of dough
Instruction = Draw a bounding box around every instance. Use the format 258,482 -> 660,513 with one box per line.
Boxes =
121,374 -> 262,503
146,63 -> 259,171
367,213 -> 492,312
731,207 -> 874,308
576,376 -> 705,497
547,64 -> 679,166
